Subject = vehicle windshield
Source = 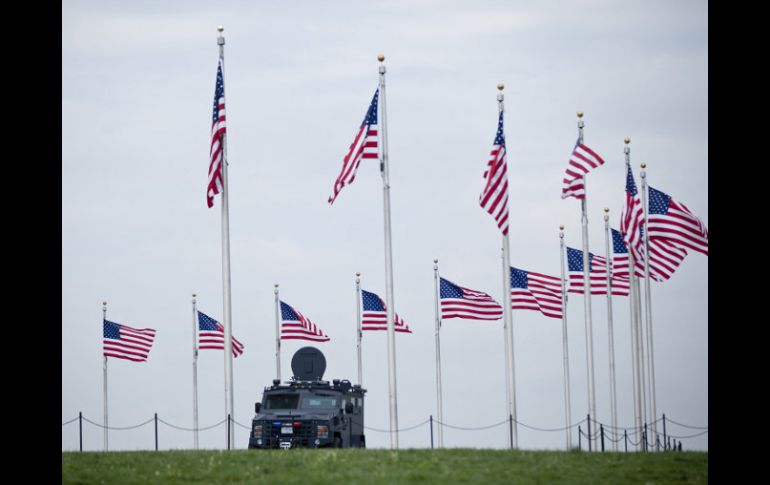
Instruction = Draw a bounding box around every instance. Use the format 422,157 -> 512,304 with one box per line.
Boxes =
301,395 -> 338,409
263,394 -> 300,410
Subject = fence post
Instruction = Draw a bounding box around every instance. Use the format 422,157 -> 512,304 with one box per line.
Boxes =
600,424 -> 604,452
587,415 -> 592,452
578,425 -> 582,451
509,414 -> 513,450
155,413 -> 158,451
667,436 -> 671,451
430,415 -> 434,449
643,423 -> 648,452
624,429 -> 627,453
662,414 -> 667,451
227,414 -> 231,450
79,412 -> 83,452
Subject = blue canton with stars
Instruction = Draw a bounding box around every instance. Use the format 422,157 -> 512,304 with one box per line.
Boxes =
103,320 -> 122,339
198,311 -> 220,331
212,61 -> 225,123
362,290 -> 386,311
648,186 -> 671,215
439,278 -> 464,299
492,111 -> 506,147
362,89 -> 379,127
567,247 -> 595,272
509,267 -> 529,289
280,301 -> 300,321
625,165 -> 638,196
611,229 -> 628,254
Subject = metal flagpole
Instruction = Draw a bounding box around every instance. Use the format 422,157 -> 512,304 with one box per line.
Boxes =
356,273 -> 362,386
558,226 -> 572,450
625,137 -> 644,449
432,259 -> 444,448
216,25 -> 235,450
602,210 -> 619,451
577,111 -> 597,447
378,54 -> 399,449
192,294 -> 199,449
102,300 -> 108,451
640,164 -> 658,448
275,284 -> 281,381
498,83 -> 517,448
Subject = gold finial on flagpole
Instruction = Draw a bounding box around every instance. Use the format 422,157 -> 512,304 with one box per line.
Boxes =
604,208 -> 609,213
577,111 -> 584,118
497,83 -> 504,91
624,137 -> 630,144
640,163 -> 647,169
356,272 -> 361,277
377,54 -> 385,62
559,225 -> 564,230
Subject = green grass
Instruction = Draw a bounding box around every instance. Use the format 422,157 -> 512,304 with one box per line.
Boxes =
62,449 -> 707,484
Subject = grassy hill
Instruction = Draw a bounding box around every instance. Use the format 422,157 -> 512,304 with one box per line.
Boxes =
62,449 -> 707,484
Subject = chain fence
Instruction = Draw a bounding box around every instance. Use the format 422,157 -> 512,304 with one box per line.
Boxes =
63,411 -> 706,452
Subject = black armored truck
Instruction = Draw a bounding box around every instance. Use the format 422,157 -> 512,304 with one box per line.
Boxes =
248,347 -> 366,449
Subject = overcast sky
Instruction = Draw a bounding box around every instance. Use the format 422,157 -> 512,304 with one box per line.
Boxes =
62,0 -> 707,451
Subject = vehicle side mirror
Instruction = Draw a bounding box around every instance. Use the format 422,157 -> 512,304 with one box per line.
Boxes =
345,402 -> 354,414
255,402 -> 261,414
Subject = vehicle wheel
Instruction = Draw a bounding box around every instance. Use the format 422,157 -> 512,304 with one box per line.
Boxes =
334,435 -> 342,448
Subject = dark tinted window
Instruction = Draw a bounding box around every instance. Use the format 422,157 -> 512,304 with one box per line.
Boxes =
264,394 -> 299,409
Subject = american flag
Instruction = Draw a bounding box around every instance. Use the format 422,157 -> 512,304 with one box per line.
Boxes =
361,289 -> 412,333
103,320 -> 156,362
439,277 -> 503,321
612,228 -> 686,282
280,301 -> 330,342
566,247 -> 630,296
479,111 -> 510,235
647,185 -> 708,256
328,89 -> 379,204
197,311 -> 244,358
620,165 -> 645,263
509,267 -> 563,319
561,140 -> 606,200
207,58 -> 227,208
611,228 -> 644,280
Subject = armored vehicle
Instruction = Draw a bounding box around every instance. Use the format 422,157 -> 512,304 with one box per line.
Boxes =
248,346 -> 366,449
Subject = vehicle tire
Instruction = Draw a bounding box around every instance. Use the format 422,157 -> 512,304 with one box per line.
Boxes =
334,435 -> 342,448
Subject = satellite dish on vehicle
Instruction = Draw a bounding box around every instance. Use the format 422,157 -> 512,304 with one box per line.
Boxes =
291,346 -> 326,381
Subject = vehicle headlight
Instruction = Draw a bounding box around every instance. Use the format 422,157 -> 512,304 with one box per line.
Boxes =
253,425 -> 263,436
316,425 -> 329,439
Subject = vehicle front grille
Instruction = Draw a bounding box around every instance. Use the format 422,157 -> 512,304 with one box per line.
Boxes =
264,421 -> 315,448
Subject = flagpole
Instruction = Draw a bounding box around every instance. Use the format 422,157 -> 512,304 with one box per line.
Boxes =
558,226 -> 572,450
356,273 -> 362,386
275,284 -> 281,381
192,294 -> 199,449
378,54 -> 399,449
577,111 -> 597,447
102,300 -> 108,452
640,164 -> 658,448
602,209 -> 619,451
498,83 -> 517,448
433,259 -> 444,448
625,137 -> 644,449
216,25 -> 235,450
